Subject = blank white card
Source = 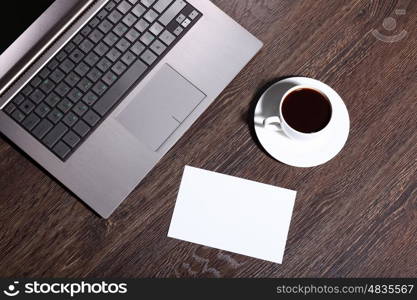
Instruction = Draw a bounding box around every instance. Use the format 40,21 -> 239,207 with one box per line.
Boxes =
168,166 -> 296,263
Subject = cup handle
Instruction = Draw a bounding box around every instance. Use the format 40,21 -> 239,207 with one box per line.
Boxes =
263,116 -> 282,131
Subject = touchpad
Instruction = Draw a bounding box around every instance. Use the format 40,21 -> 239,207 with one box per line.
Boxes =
117,64 -> 206,151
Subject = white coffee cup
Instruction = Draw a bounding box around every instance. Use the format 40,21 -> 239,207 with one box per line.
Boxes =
263,85 -> 333,141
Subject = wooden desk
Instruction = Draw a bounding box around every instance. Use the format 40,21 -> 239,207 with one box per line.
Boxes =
1,0 -> 416,277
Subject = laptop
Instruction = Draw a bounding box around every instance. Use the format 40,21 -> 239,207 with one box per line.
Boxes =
0,0 -> 262,218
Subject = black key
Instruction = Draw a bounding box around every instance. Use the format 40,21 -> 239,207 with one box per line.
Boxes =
34,102 -> 51,118
113,23 -> 129,37
4,103 -> 16,114
103,32 -> 118,46
135,19 -> 149,32
97,57 -> 112,72
44,92 -> 61,107
121,51 -> 136,65
12,94 -> 25,105
83,92 -> 99,106
150,39 -> 166,55
73,102 -> 88,116
50,69 -> 66,83
92,81 -> 108,96
105,1 -> 116,11
60,59 -> 75,73
97,9 -> 108,20
22,85 -> 34,96
73,120 -> 90,137
144,9 -> 158,23
29,90 -> 45,104
72,34 -> 84,45
30,76 -> 42,87
40,68 -> 51,79
69,49 -> 84,63
149,22 -> 164,36
48,108 -> 64,124
81,25 -> 92,36
74,62 -> 90,77
112,61 -> 127,75
89,17 -> 100,28
64,42 -> 76,53
93,59 -> 147,116
159,29 -> 175,45
140,31 -> 154,45
63,131 -> 81,148
56,50 -> 67,61
80,39 -> 94,53
108,10 -> 123,23
126,28 -> 140,42
47,59 -> 59,70
43,122 -> 68,148
132,4 -> 146,17
65,72 -> 81,87
22,113 -> 40,131
116,38 -> 131,52
98,19 -> 113,33
53,141 -> 71,159
117,1 -> 132,14
20,100 -> 35,114
87,68 -> 103,82
57,99 -> 73,113
77,78 -> 93,93
94,42 -> 109,56
189,10 -> 199,20
89,29 -> 104,44
130,41 -> 145,55
35,98 -> 50,117
140,49 -> 157,65
39,79 -> 55,93
32,119 -> 53,139
62,112 -> 79,127
174,14 -> 186,23
12,110 -> 25,122
83,110 -> 100,127
106,48 -> 121,62
84,52 -> 100,66
122,13 -> 137,27
102,71 -> 118,86
55,82 -> 70,97
67,88 -> 83,102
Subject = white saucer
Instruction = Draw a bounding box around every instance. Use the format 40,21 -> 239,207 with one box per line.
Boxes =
254,77 -> 350,167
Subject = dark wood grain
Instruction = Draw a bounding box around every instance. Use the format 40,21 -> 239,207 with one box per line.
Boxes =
0,0 -> 416,278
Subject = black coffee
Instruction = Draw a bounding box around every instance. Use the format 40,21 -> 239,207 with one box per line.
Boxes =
281,88 -> 332,133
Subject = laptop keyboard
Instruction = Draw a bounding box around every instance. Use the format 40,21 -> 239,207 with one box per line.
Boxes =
2,0 -> 201,161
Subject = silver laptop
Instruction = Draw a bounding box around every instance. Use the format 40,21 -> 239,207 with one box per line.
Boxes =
0,0 -> 262,218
